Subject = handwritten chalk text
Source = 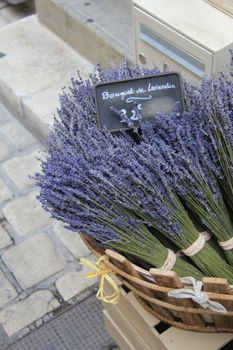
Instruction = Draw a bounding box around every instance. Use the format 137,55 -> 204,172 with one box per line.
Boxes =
101,82 -> 176,101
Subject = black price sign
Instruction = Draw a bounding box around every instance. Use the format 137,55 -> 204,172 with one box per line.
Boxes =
95,72 -> 184,132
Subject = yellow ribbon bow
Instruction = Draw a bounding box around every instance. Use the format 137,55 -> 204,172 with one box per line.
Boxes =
80,255 -> 120,304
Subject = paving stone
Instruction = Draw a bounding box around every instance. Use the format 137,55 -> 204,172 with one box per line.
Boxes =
0,1 -> 7,10
22,82 -> 65,137
0,139 -> 12,161
0,109 -> 8,124
2,191 -> 50,236
0,13 -> 9,27
2,233 -> 66,289
0,269 -> 17,308
36,0 -> 132,67
53,221 -> 90,259
0,290 -> 59,336
0,15 -> 93,123
0,103 -> 11,124
2,151 -> 41,190
0,224 -> 12,249
0,177 -> 12,203
22,63 -> 92,139
0,121 -> 36,149
56,261 -> 97,301
0,114 -> 7,124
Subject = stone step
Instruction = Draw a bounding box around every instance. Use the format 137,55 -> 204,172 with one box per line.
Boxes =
36,0 -> 134,66
0,15 -> 93,140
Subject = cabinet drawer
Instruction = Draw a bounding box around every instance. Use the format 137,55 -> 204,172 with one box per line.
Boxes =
133,7 -> 213,80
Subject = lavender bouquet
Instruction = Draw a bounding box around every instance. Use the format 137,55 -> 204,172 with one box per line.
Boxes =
140,109 -> 233,266
173,73 -> 233,264
185,74 -> 233,209
37,147 -> 203,279
36,63 -> 203,279
90,135 -> 233,281
36,59 -> 233,282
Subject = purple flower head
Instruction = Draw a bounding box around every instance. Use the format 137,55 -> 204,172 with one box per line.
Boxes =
229,49 -> 233,76
137,73 -> 233,245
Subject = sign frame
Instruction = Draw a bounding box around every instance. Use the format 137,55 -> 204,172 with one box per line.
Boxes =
94,71 -> 185,132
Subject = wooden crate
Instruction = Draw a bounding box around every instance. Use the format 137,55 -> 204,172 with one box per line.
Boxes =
103,279 -> 233,350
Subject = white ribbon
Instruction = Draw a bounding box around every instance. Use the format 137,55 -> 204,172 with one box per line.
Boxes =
182,232 -> 211,257
218,237 -> 233,251
160,249 -> 177,270
168,276 -> 227,313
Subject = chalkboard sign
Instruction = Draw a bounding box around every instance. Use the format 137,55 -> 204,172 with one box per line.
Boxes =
95,72 -> 184,132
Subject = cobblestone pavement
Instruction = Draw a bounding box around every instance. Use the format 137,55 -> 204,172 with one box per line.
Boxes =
0,2 -> 109,348
0,103 -> 97,346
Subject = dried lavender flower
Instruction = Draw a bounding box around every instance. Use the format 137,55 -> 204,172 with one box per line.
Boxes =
36,59 -> 233,282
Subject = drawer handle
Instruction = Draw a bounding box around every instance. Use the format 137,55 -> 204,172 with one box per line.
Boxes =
138,52 -> 146,64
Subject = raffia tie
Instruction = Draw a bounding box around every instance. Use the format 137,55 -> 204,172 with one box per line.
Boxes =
218,237 -> 233,251
80,255 -> 120,304
160,249 -> 177,270
182,231 -> 211,257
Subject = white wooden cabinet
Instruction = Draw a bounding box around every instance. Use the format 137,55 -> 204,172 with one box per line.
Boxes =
133,0 -> 233,80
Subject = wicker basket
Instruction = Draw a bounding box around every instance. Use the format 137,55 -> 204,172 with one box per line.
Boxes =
81,234 -> 233,333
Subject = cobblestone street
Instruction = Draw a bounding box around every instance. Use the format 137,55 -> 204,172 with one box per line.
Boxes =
0,1 -> 106,347
0,102 -> 97,345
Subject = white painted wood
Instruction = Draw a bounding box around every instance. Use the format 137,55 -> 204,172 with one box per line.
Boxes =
132,2 -> 233,80
104,281 -> 164,349
207,0 -> 233,17
105,304 -> 152,350
133,7 -> 212,80
212,43 -> 233,76
104,310 -> 135,350
104,283 -> 233,350
160,326 -> 233,350
133,0 -> 233,52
